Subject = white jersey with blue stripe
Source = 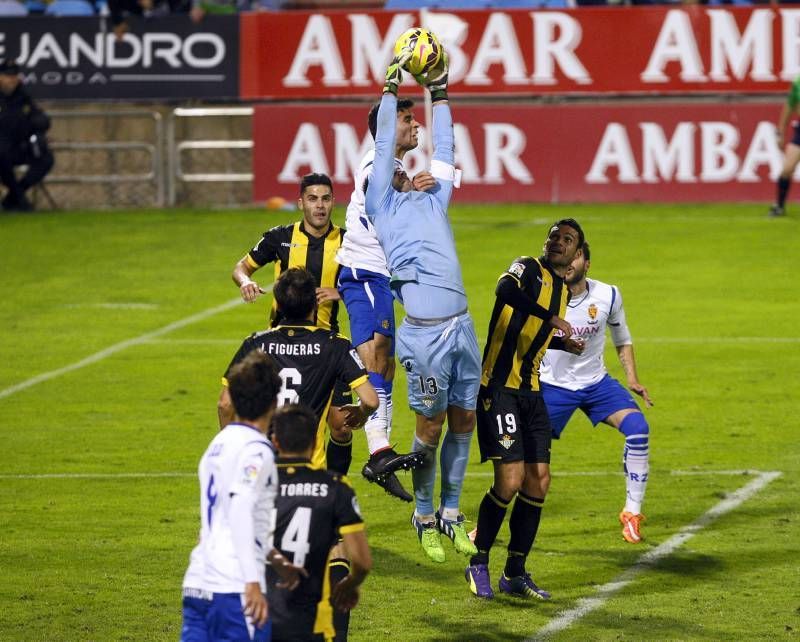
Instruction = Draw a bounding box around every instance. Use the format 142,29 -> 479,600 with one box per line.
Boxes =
183,423 -> 278,594
336,149 -> 402,278
540,278 -> 633,391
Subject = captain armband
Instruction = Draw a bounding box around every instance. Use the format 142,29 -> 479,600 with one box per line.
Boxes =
430,160 -> 462,188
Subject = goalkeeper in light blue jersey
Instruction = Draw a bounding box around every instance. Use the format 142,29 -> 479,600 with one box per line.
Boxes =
365,46 -> 481,564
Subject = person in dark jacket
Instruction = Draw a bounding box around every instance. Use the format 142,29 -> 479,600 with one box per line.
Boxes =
0,60 -> 54,212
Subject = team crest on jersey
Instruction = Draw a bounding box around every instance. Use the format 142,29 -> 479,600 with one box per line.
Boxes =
588,304 -> 598,322
499,435 -> 515,450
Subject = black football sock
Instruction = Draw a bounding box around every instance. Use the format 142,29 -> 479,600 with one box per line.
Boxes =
326,435 -> 353,475
778,176 -> 791,207
505,492 -> 544,577
470,487 -> 512,566
329,558 -> 351,642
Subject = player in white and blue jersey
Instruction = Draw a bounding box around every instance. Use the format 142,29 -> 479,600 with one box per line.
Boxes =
181,351 -> 305,642
336,100 -> 426,503
365,48 -> 481,564
540,243 -> 654,544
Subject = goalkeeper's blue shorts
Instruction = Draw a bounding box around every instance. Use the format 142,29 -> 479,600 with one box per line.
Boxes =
396,311 -> 480,418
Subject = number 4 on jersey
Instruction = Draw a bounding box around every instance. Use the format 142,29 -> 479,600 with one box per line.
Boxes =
279,506 -> 311,567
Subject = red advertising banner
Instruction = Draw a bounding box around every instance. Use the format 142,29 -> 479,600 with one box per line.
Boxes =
241,7 -> 799,99
253,102 -> 783,203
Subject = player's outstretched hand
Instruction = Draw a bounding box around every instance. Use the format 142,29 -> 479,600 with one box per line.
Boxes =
270,551 -> 309,591
549,315 -> 573,338
316,287 -> 341,304
340,404 -> 370,429
412,171 -> 437,192
629,382 -> 653,407
331,575 -> 361,612
240,280 -> 266,303
424,51 -> 449,103
243,581 -> 269,627
384,46 -> 413,95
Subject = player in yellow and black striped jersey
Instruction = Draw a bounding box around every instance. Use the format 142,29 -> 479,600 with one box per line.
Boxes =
466,219 -> 586,601
267,405 -> 371,642
231,174 -> 356,476
218,269 -> 378,471
233,174 -> 343,333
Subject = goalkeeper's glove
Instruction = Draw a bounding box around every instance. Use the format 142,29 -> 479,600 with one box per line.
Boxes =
425,51 -> 449,103
384,47 -> 413,95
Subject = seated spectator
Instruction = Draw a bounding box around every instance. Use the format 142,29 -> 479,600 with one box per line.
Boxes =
108,0 -> 190,39
0,60 -> 54,212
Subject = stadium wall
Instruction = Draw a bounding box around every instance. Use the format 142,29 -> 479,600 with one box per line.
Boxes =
2,6 -> 792,206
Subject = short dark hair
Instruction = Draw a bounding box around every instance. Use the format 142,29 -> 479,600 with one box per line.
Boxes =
0,59 -> 20,75
227,350 -> 282,421
299,173 -> 333,196
368,98 -> 415,140
582,242 -> 591,261
273,267 -> 317,321
550,218 -> 585,249
272,405 -> 318,454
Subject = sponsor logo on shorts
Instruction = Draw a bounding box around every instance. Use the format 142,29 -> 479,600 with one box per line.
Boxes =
351,496 -> 362,518
482,398 -> 492,411
381,319 -> 390,329
422,397 -> 434,408
499,435 -> 515,450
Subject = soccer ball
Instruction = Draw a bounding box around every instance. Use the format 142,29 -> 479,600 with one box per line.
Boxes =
394,28 -> 442,76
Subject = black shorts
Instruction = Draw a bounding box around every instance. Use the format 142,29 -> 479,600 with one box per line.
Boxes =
476,386 -> 552,464
331,377 -> 352,408
792,122 -> 800,146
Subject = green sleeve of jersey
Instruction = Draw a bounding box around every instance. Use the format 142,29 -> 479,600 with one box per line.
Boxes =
788,78 -> 800,109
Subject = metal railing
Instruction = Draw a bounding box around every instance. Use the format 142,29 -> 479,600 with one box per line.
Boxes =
47,110 -> 164,207
166,107 -> 254,206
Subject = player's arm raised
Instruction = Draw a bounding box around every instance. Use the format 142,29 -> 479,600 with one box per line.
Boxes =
420,52 -> 456,209
365,49 -> 412,220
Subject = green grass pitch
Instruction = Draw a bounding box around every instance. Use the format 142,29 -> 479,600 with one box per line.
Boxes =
0,204 -> 798,641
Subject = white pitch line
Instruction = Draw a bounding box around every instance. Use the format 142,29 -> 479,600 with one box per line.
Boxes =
0,294 -> 263,401
528,470 -> 782,641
